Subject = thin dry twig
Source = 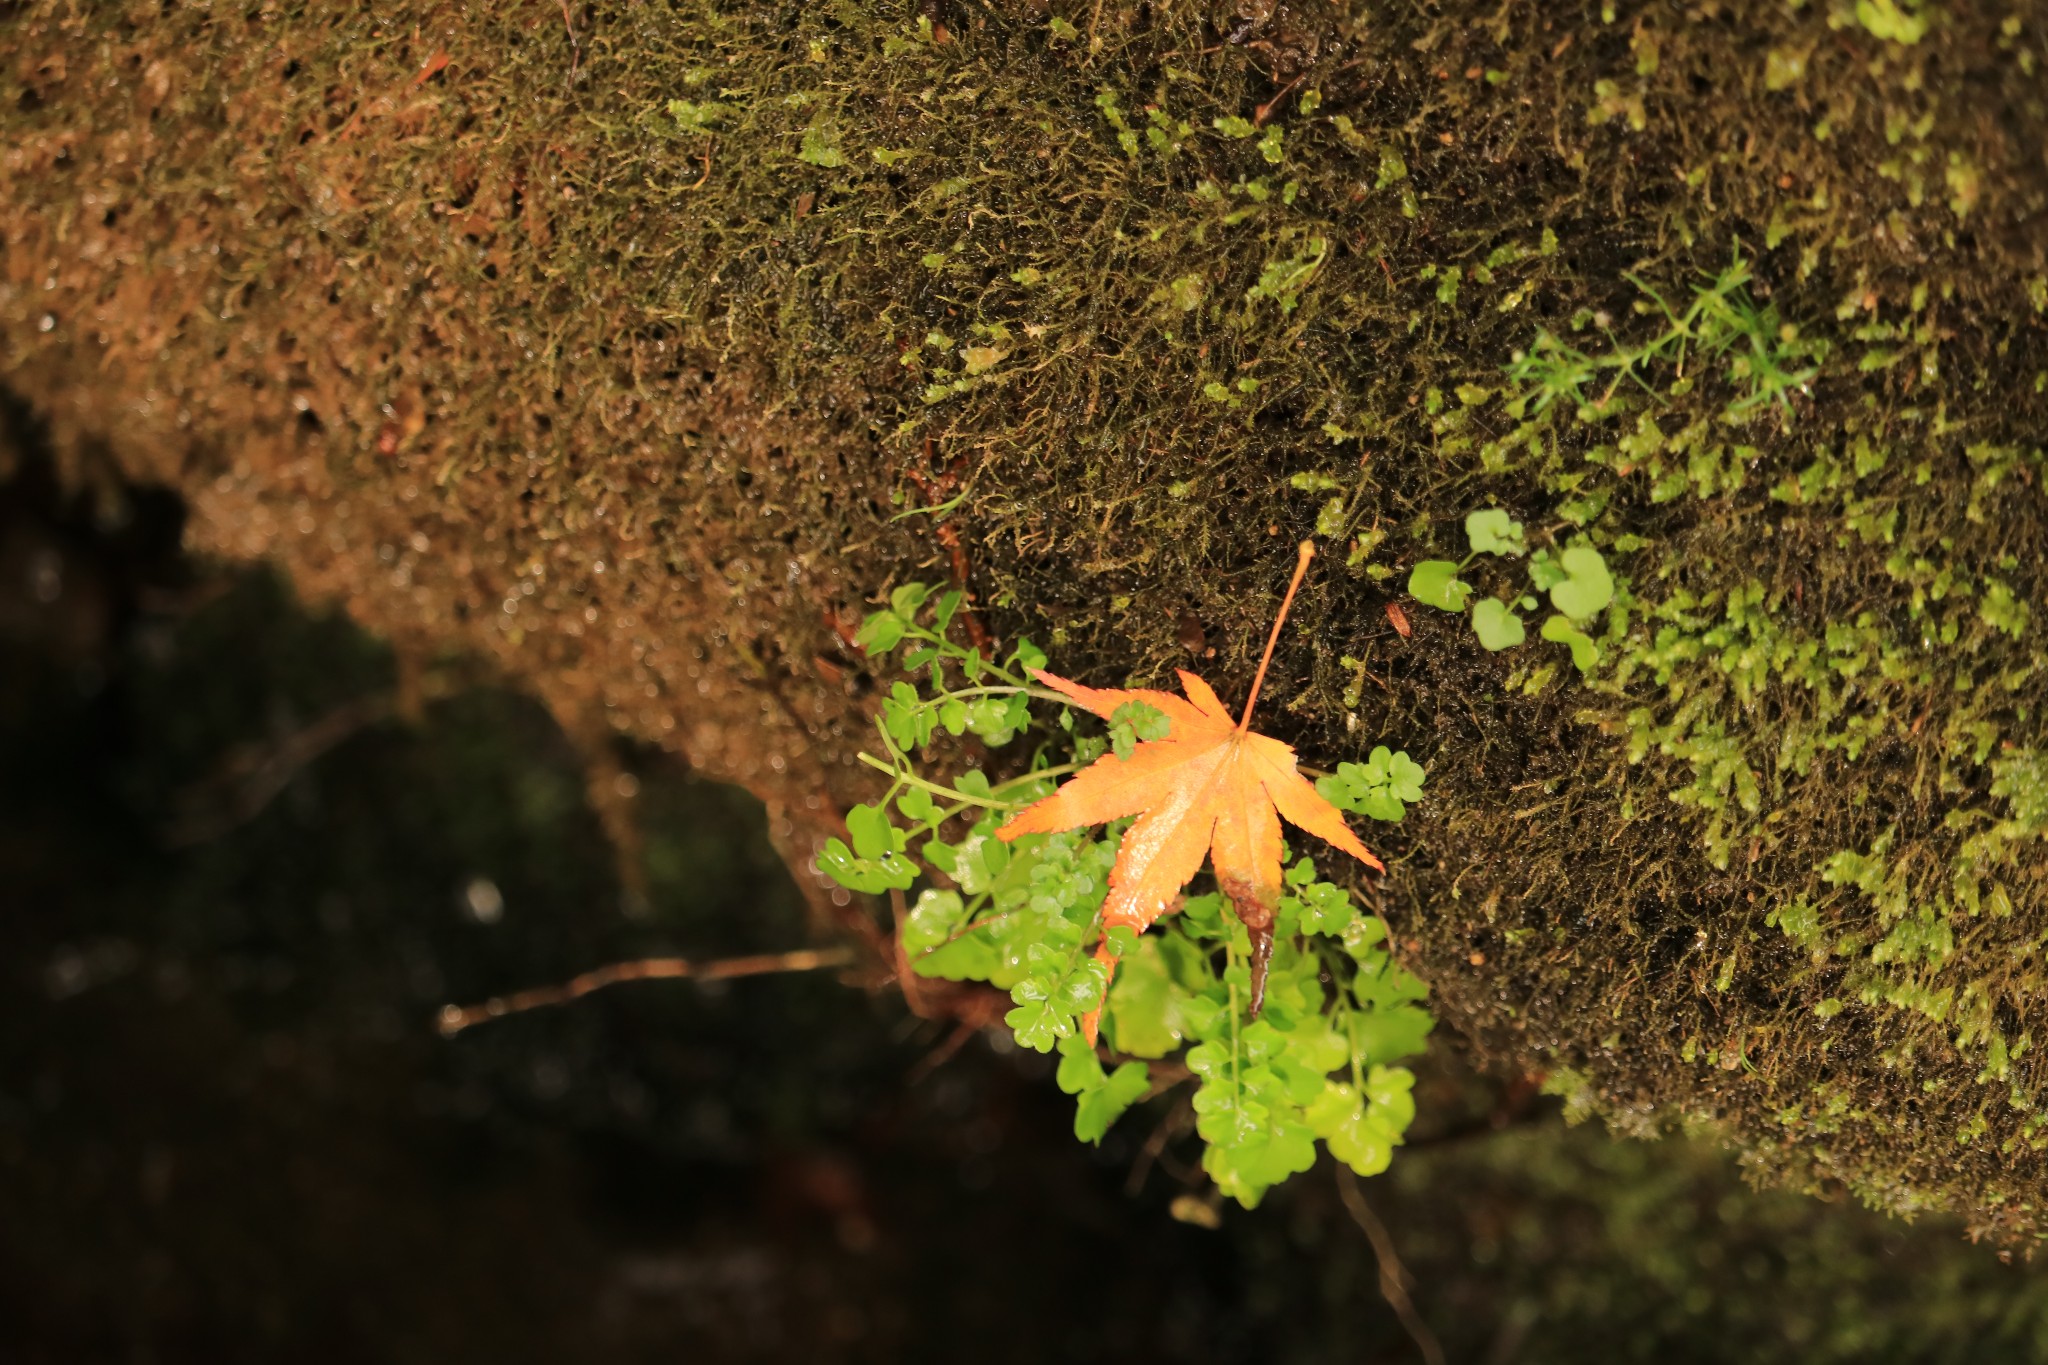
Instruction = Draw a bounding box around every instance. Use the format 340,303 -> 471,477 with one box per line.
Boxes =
162,693 -> 395,847
436,945 -> 855,1037
558,0 -> 581,79
903,1017 -> 981,1086
1125,1093 -> 1195,1196
1336,1166 -> 1447,1365
1253,71 -> 1307,126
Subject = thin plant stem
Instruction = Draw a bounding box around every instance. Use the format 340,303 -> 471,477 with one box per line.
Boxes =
437,946 -> 856,1037
857,754 -> 1085,812
1335,1166 -> 1446,1365
857,753 -> 1013,808
1238,540 -> 1317,733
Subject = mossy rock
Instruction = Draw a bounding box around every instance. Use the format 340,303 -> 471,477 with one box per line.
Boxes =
3,1 -> 2045,1238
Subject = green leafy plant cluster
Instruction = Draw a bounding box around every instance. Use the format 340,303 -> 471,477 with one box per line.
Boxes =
1407,509 -> 1616,676
1315,745 -> 1427,824
1503,246 -> 1826,432
822,584 -> 1435,1206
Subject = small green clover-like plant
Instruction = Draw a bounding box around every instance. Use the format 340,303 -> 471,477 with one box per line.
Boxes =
1108,699 -> 1171,758
1528,544 -> 1613,670
822,582 -> 1437,1205
1058,1033 -> 1152,1141
1173,897 -> 1433,1201
1306,1063 -> 1417,1177
1408,508 -> 1524,646
1317,746 -> 1427,823
1471,597 -> 1526,650
1407,510 -> 1616,671
1464,508 -> 1527,557
817,801 -> 919,893
1540,614 -> 1599,671
1406,559 -> 1472,611
1546,544 -> 1614,621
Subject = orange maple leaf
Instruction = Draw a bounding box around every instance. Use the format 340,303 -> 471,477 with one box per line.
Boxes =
996,542 -> 1382,1038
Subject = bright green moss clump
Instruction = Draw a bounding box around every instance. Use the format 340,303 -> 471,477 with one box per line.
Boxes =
2,1 -> 2045,1237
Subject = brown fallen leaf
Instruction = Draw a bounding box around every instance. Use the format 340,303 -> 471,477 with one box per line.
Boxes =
997,541 -> 1381,1036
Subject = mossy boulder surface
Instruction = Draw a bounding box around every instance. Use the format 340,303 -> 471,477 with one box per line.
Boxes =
3,0 -> 2046,1236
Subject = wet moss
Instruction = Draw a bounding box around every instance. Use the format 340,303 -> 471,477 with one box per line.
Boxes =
2,1 -> 2046,1236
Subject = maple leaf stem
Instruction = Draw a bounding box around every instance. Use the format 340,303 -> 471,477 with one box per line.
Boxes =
1247,924 -> 1273,1020
1237,540 -> 1317,733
